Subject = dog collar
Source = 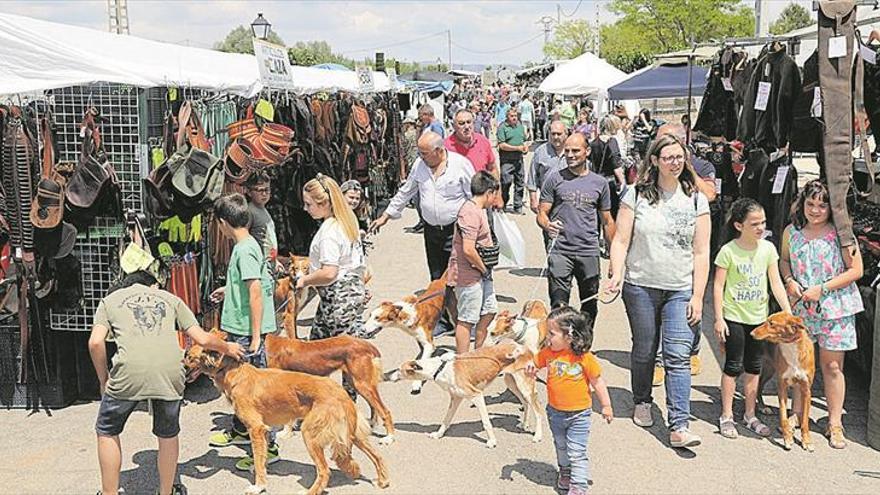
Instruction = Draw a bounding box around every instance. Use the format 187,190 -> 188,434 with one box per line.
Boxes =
433,359 -> 451,380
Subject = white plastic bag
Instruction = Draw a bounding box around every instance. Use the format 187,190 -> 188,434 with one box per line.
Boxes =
493,211 -> 526,269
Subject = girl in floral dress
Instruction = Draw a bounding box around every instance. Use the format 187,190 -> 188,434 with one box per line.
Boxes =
780,180 -> 864,449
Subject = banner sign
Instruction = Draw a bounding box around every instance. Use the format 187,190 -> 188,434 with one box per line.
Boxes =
356,65 -> 375,93
253,38 -> 295,89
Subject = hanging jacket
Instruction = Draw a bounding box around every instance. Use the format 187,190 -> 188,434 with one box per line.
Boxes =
694,48 -> 742,140
790,50 -> 823,153
737,48 -> 802,152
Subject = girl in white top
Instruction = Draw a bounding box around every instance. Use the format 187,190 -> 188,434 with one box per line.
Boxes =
297,174 -> 367,341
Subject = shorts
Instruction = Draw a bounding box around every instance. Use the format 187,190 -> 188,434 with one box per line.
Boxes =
95,395 -> 181,438
803,314 -> 857,352
454,277 -> 498,324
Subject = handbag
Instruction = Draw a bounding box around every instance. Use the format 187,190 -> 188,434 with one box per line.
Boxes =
65,109 -> 122,228
456,209 -> 500,270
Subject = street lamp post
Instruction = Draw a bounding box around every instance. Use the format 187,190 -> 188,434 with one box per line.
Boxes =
251,13 -> 271,40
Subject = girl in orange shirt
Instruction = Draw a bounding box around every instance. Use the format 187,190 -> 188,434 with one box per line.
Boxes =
527,306 -> 613,495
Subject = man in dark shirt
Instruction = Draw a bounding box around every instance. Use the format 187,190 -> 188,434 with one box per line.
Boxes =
537,133 -> 616,322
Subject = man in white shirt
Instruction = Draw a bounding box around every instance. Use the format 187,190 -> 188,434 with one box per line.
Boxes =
371,132 -> 475,281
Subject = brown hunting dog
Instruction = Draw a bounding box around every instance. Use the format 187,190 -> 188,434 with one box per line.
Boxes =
273,255 -> 317,338
188,344 -> 391,495
265,333 -> 395,444
488,299 -> 549,356
751,312 -> 816,451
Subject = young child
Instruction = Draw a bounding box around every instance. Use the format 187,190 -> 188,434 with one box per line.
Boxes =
781,179 -> 864,449
207,193 -> 280,470
526,306 -> 613,495
713,198 -> 791,439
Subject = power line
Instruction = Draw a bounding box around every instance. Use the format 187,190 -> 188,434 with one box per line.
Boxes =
450,33 -> 543,54
559,0 -> 585,18
338,31 -> 447,55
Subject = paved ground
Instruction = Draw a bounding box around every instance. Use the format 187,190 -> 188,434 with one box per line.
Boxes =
4,191 -> 880,494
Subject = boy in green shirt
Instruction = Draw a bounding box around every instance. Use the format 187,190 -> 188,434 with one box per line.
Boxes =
207,193 -> 280,470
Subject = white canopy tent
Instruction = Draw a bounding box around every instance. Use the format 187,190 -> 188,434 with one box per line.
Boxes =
538,52 -> 628,96
0,13 -> 391,96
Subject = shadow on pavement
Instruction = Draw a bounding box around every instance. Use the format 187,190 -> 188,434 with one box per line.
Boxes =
183,375 -> 220,404
594,350 -> 631,371
174,448 -> 365,492
500,458 -> 556,488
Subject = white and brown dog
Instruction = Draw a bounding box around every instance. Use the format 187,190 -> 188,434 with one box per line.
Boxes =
364,275 -> 448,394
387,341 -> 543,448
487,299 -> 549,356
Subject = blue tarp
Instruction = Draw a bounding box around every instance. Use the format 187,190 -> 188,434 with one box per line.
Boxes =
607,63 -> 708,100
311,63 -> 352,71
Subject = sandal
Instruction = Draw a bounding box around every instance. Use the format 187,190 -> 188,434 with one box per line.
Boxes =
719,416 -> 738,439
743,416 -> 771,437
825,425 -> 847,449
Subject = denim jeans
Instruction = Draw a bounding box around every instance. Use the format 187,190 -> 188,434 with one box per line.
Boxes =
228,333 -> 276,444
622,283 -> 697,431
547,406 -> 591,490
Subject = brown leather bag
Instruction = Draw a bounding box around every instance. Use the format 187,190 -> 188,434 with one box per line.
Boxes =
346,104 -> 372,145
30,118 -> 64,230
65,110 -> 121,227
311,98 -> 326,143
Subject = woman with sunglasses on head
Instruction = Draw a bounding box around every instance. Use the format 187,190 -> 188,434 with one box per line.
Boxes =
781,179 -> 863,449
298,174 -> 368,346
607,134 -> 711,448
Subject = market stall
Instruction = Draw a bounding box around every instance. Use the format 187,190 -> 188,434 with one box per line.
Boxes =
0,13 -> 403,408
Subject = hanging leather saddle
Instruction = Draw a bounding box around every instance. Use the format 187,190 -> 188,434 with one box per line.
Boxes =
65,109 -> 121,228
346,104 -> 372,145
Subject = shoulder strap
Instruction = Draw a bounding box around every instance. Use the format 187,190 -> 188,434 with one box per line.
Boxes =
40,117 -> 54,179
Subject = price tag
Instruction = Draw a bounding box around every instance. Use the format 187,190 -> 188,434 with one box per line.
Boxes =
860,44 -> 877,65
829,36 -> 847,59
755,82 -> 771,111
772,165 -> 790,194
811,87 -> 822,118
715,178 -> 722,194
721,77 -> 733,92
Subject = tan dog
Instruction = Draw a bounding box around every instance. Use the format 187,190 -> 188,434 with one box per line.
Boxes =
364,274 -> 448,394
265,333 -> 396,445
751,312 -> 816,451
274,255 -> 317,338
188,344 -> 390,495
387,341 -> 544,447
488,299 -> 549,355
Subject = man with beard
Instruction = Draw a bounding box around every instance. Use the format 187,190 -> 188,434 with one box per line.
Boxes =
537,133 -> 616,322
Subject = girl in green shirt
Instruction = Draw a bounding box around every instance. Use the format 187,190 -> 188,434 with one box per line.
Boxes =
712,198 -> 791,439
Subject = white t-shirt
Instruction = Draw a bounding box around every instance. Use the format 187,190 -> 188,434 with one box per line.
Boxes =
621,185 -> 710,291
308,218 -> 365,283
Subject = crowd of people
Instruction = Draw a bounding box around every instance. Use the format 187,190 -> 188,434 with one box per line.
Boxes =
87,81 -> 865,495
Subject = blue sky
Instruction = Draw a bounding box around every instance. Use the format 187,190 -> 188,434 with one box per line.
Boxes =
0,1 -> 811,66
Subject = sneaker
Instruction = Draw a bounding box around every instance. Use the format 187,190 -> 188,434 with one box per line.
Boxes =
690,355 -> 703,376
155,484 -> 187,495
652,365 -> 665,386
556,466 -> 571,491
670,428 -> 702,448
235,444 -> 281,472
567,485 -> 589,495
632,403 -> 653,427
208,430 -> 250,447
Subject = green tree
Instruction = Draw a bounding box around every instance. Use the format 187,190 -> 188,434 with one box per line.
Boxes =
600,21 -> 653,73
288,40 -> 349,66
214,25 -> 285,54
607,0 -> 753,53
543,19 -> 596,60
770,3 -> 813,35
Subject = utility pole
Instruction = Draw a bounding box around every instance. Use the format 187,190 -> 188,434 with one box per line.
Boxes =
107,0 -> 130,34
538,16 -> 555,46
447,29 -> 452,71
594,2 -> 600,54
557,4 -> 561,25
